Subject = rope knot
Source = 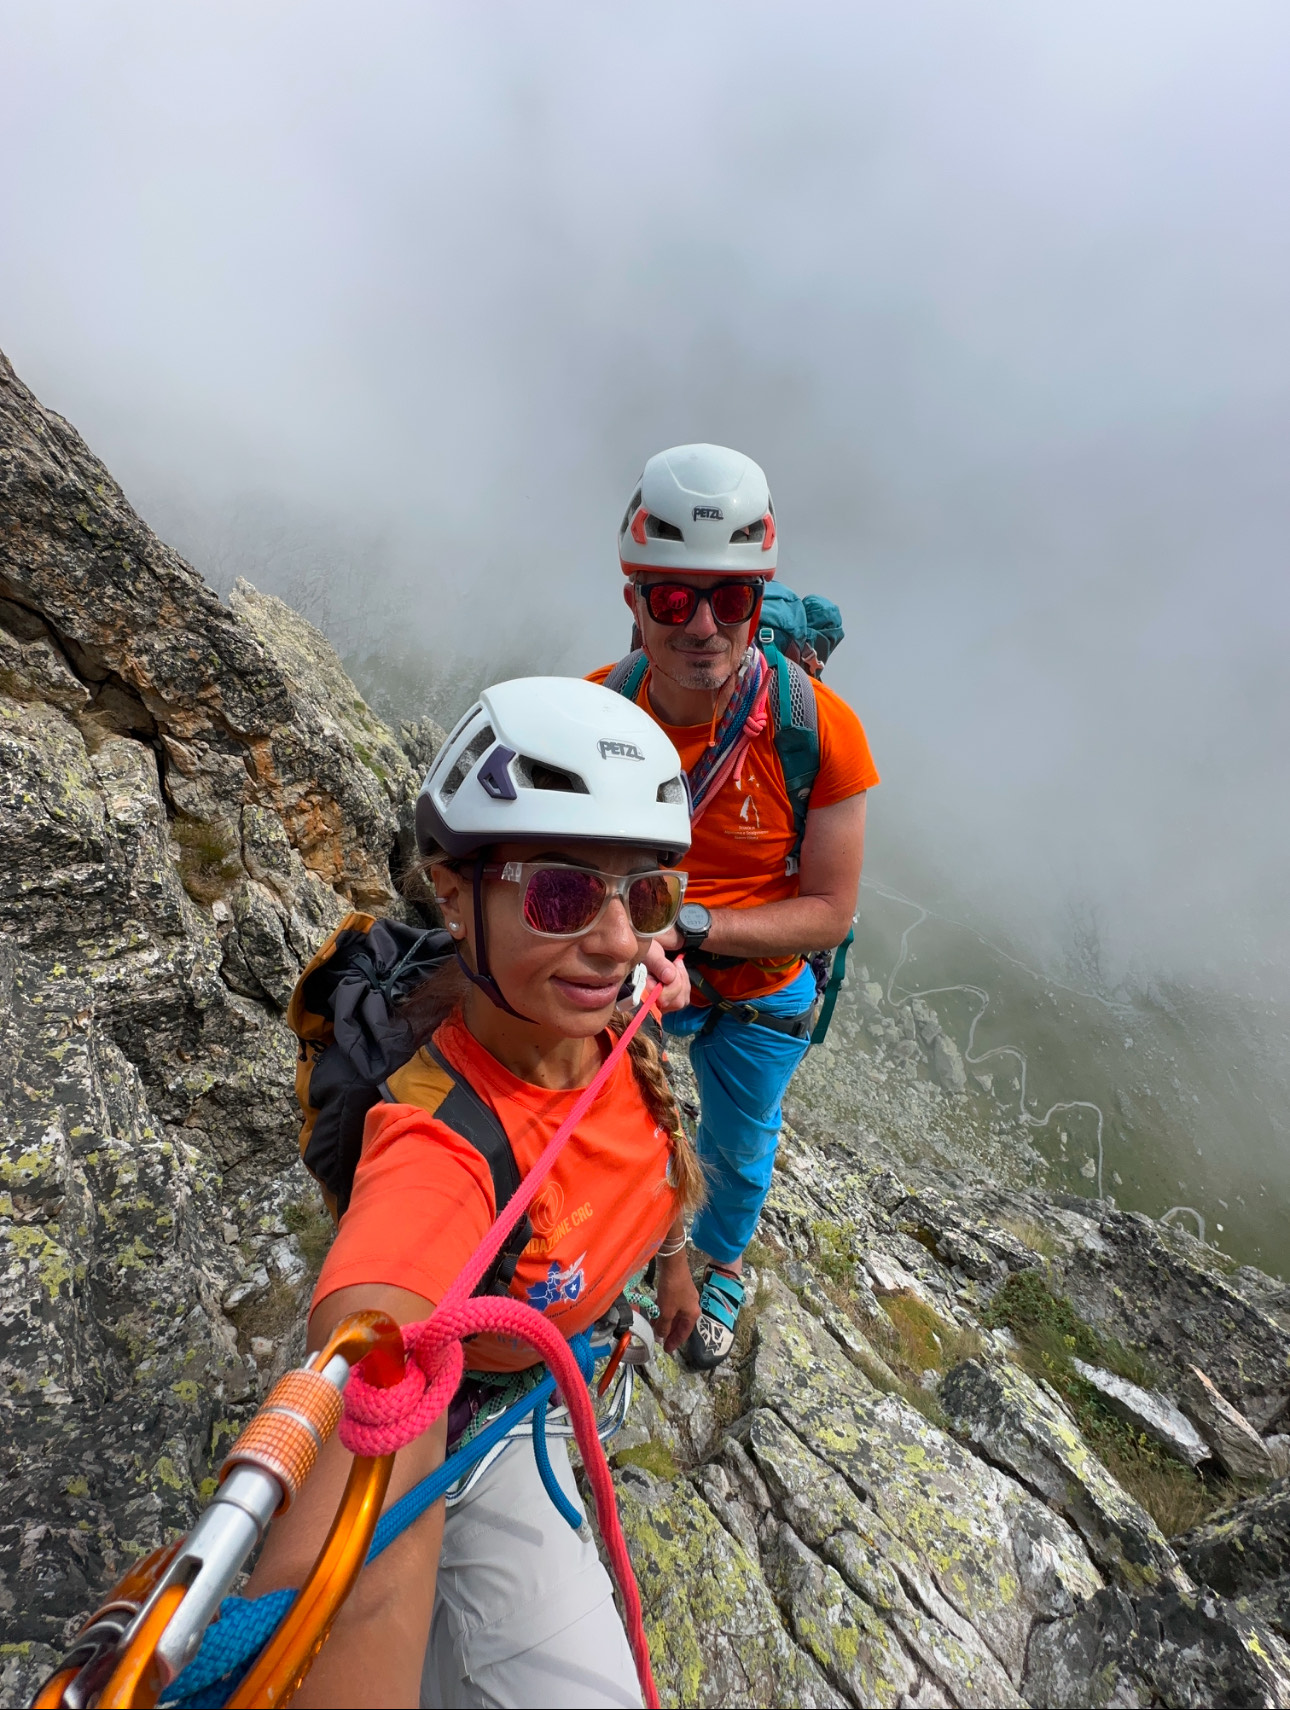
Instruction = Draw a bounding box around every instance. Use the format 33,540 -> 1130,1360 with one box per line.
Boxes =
338,1326 -> 463,1457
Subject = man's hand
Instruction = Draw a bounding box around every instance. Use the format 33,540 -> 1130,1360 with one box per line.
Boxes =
643,937 -> 691,1012
654,1248 -> 701,1354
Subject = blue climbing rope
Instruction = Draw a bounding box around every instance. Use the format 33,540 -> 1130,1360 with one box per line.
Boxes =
161,1333 -> 600,1708
156,1589 -> 294,1709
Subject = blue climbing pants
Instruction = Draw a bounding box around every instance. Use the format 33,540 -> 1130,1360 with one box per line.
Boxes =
664,964 -> 815,1266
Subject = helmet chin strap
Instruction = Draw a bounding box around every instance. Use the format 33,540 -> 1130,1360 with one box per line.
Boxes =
455,851 -> 527,1020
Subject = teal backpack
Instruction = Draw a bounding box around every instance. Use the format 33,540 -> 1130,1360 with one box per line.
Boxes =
605,585 -> 852,1045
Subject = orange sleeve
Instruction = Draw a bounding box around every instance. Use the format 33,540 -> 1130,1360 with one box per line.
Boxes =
586,663 -> 614,686
810,679 -> 880,807
311,1103 -> 497,1310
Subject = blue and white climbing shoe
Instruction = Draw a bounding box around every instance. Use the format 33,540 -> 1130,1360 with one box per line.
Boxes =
684,1267 -> 746,1370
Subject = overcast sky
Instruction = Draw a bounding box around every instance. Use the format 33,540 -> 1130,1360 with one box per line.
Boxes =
3,2 -> 1288,991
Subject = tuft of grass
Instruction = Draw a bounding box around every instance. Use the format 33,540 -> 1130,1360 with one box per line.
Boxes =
228,1277 -> 304,1351
171,814 -> 242,904
984,1269 -> 1152,1386
613,1440 -> 679,1480
742,1236 -> 782,1274
283,1196 -> 336,1277
1100,1450 -> 1231,1538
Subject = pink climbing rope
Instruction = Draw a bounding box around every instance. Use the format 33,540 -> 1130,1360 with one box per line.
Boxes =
339,987 -> 666,1709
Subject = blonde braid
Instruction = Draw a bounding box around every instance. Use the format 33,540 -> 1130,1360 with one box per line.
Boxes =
612,1022 -> 706,1217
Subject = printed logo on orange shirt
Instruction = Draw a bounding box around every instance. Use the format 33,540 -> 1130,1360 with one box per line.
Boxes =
527,1180 -> 595,1256
527,1254 -> 586,1312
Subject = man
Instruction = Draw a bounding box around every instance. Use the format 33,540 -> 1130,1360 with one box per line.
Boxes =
590,443 -> 879,1367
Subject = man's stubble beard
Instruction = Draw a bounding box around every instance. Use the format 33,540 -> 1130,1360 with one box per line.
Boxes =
669,657 -> 730,691
658,636 -> 736,693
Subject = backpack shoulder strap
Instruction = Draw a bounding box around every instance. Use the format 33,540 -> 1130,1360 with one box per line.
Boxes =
603,649 -> 650,700
386,1045 -> 522,1209
384,1043 -> 530,1294
764,645 -> 820,872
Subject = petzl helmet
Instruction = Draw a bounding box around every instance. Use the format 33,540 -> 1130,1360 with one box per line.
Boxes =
416,677 -> 690,864
619,443 -> 778,576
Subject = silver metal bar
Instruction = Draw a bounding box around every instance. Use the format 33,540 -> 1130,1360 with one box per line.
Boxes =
145,1466 -> 285,1679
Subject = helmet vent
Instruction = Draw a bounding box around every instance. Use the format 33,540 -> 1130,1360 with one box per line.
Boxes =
512,755 -> 589,795
729,519 -> 766,544
620,489 -> 643,537
441,724 -> 495,801
656,776 -> 687,806
644,514 -> 684,542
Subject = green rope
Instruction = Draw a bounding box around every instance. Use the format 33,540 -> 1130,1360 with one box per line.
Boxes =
456,1363 -> 548,1450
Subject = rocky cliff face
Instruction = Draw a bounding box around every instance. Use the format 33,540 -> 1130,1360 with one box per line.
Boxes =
2,351 -> 1289,1708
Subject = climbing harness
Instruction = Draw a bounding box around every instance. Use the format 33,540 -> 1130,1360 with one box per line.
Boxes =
35,989 -> 667,1710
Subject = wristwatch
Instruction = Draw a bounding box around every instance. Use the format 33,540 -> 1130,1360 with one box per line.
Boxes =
675,902 -> 713,955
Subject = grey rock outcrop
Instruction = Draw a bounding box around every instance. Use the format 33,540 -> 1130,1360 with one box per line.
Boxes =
1069,1359 -> 1210,1469
940,1358 -> 1189,1592
1178,1363 -> 1277,1482
0,350 -> 423,1692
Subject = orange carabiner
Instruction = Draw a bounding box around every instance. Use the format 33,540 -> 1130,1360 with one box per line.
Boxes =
227,1451 -> 393,1708
225,1311 -> 406,1708
31,1312 -> 405,1710
96,1583 -> 188,1708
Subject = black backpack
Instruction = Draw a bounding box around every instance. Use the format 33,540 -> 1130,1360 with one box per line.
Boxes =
288,914 -> 531,1295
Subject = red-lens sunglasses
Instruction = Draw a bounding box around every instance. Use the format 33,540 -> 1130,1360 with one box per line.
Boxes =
639,579 -> 764,628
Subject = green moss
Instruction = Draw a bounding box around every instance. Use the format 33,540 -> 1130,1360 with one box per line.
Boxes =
879,1289 -> 980,1375
881,1290 -> 946,1370
810,1219 -> 858,1284
613,1440 -> 680,1480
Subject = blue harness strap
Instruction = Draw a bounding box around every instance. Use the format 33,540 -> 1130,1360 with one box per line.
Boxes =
161,1334 -> 597,1708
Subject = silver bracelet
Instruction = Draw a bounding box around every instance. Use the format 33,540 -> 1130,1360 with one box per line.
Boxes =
656,1235 -> 688,1259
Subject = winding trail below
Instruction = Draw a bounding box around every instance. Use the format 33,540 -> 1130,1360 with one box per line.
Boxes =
859,876 -> 1206,1238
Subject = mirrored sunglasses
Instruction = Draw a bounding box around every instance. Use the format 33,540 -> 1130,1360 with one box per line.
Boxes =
641,579 -> 763,628
482,861 -> 688,938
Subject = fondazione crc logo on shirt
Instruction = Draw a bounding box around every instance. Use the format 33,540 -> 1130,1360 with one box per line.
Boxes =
527,1179 -> 594,1255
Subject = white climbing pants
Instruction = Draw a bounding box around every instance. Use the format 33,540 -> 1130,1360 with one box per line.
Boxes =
420,1437 -> 643,1709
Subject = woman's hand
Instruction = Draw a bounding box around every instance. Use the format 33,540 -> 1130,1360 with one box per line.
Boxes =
653,1247 -> 701,1355
643,938 -> 691,1013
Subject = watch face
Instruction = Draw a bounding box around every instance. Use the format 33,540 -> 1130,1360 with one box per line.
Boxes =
678,903 -> 710,935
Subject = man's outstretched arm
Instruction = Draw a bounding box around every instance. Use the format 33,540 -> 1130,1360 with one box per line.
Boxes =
663,791 -> 867,961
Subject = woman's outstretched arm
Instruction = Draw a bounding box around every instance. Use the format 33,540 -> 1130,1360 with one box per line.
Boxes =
245,1283 -> 446,1710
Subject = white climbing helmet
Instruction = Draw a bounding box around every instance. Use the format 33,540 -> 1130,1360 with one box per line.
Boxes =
618,443 -> 779,576
416,677 -> 691,862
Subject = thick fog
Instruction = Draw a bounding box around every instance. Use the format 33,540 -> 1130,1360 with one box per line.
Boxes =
4,2 -> 1288,995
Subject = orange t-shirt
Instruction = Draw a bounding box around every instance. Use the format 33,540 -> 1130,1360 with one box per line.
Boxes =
312,1012 -> 680,1372
589,660 -> 880,1001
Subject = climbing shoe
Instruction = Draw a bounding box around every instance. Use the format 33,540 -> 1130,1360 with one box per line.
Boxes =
684,1267 -> 746,1370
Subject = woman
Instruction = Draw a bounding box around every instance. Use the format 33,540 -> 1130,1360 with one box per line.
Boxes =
249,677 -> 703,1709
